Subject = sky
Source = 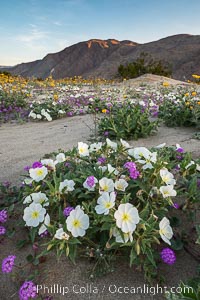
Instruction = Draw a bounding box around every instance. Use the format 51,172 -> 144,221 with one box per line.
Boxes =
0,0 -> 200,66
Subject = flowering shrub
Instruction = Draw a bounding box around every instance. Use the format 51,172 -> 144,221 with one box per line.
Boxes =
98,101 -> 158,140
158,90 -> 200,128
18,139 -> 200,281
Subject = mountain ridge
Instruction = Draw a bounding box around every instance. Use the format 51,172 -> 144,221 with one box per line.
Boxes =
2,34 -> 200,80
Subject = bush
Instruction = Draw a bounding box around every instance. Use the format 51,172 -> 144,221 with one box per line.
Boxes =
98,101 -> 158,140
118,53 -> 172,79
18,139 -> 200,281
159,91 -> 200,128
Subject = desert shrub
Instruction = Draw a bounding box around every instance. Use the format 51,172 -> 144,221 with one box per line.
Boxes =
98,102 -> 158,140
118,53 -> 172,79
15,139 -> 200,282
159,92 -> 200,128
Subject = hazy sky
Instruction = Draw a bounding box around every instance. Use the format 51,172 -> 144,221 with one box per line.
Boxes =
0,0 -> 200,65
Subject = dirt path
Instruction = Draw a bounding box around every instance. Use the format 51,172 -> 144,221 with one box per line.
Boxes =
1,115 -> 199,184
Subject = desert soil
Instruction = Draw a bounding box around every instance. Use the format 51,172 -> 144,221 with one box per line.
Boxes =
0,77 -> 200,300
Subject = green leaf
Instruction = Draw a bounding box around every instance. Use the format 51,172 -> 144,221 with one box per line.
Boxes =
16,239 -> 27,249
26,254 -> 34,263
145,248 -> 156,268
171,238 -> 184,251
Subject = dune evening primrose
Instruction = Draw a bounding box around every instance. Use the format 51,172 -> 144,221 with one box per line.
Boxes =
66,205 -> 89,237
128,147 -> 157,169
112,228 -> 133,243
114,203 -> 140,233
106,138 -> 117,150
160,185 -> 177,198
38,214 -> 50,235
99,177 -> 115,194
78,142 -> 89,157
59,179 -> 75,193
160,168 -> 176,186
114,179 -> 128,191
55,153 -> 66,164
2,255 -> 16,273
41,159 -> 56,171
29,166 -> 48,182
95,192 -> 116,215
120,139 -> 130,149
23,203 -> 46,227
89,142 -> 102,152
19,281 -> 37,300
107,164 -> 119,175
159,217 -> 173,245
23,192 -> 49,206
54,228 -> 70,240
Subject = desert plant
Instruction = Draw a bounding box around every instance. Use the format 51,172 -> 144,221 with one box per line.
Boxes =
118,52 -> 172,79
98,102 -> 158,140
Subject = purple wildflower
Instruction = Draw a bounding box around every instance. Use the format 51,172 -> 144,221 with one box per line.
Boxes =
24,166 -> 31,171
2,255 -> 16,273
124,162 -> 137,170
97,157 -> 106,164
176,155 -> 183,161
104,131 -> 109,136
67,111 -> 73,117
65,162 -> 71,168
173,202 -> 180,209
40,230 -> 49,238
124,162 -> 140,179
174,165 -> 180,171
32,161 -> 43,169
2,181 -> 11,188
197,179 -> 200,189
129,168 -> 140,179
0,226 -> 6,235
63,206 -> 74,217
85,176 -> 95,188
176,147 -> 184,153
19,281 -> 37,300
160,248 -> 176,265
0,210 -> 7,223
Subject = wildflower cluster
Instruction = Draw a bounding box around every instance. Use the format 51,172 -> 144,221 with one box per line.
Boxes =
20,138 -> 200,280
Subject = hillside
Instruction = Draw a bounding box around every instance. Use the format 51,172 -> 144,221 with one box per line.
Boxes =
4,34 -> 200,80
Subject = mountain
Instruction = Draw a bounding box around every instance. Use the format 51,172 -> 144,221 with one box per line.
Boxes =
3,35 -> 200,80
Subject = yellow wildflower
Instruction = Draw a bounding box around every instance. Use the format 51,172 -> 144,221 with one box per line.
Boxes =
163,82 -> 169,87
192,91 -> 197,96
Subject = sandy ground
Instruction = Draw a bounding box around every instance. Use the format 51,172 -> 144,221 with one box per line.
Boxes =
0,114 -> 199,185
1,77 -> 200,300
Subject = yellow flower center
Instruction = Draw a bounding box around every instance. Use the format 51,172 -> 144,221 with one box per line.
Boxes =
31,211 -> 39,219
163,190 -> 169,195
159,229 -> 167,235
122,213 -> 130,222
104,202 -> 112,209
162,175 -> 169,183
79,148 -> 84,153
103,185 -> 109,192
36,169 -> 44,176
72,219 -> 81,228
